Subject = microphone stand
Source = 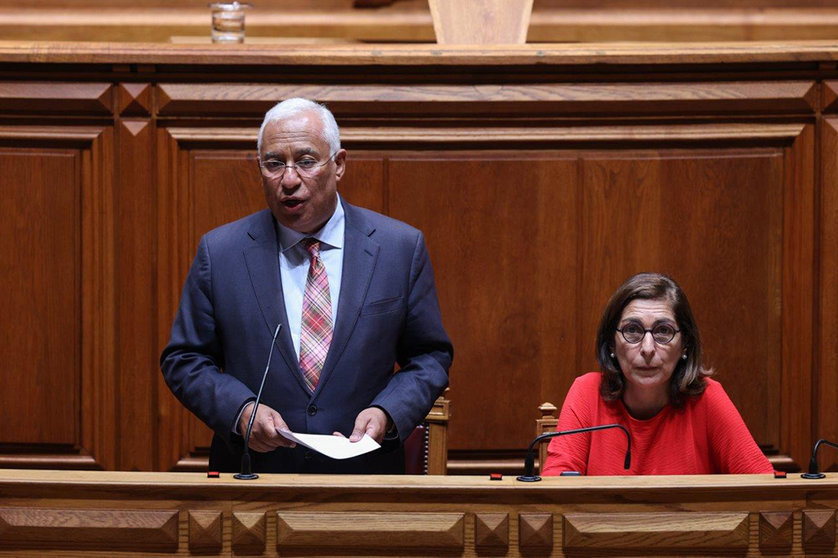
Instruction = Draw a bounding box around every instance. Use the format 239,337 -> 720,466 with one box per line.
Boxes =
234,323 -> 282,480
801,439 -> 838,479
516,423 -> 631,482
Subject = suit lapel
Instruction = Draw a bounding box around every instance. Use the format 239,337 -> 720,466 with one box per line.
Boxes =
316,201 -> 378,394
243,210 -> 303,388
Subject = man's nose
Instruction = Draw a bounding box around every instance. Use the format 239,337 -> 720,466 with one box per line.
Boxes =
281,166 -> 302,188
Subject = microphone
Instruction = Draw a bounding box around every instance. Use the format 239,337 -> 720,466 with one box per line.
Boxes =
516,423 -> 631,482
801,439 -> 838,479
234,323 -> 282,480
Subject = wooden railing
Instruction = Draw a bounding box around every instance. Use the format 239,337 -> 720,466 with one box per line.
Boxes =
1,469 -> 836,556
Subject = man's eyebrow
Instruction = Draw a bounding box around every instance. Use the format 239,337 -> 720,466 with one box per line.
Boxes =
262,147 -> 319,160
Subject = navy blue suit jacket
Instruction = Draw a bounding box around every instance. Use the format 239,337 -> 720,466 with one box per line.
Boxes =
161,199 -> 452,473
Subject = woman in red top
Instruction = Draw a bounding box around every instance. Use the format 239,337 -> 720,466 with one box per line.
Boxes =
542,273 -> 773,476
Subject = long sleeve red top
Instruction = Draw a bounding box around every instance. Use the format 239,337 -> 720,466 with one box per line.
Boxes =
542,372 -> 773,476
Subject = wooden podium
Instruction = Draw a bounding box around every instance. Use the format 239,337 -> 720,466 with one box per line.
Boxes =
0,469 -> 836,556
428,0 -> 533,44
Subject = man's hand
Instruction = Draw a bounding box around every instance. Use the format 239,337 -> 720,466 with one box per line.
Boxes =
344,407 -> 392,444
238,402 -> 296,452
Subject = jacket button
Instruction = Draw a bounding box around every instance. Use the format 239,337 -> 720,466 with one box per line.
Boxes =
307,404 -> 317,416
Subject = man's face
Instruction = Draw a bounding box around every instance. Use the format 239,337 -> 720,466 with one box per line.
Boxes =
258,110 -> 346,234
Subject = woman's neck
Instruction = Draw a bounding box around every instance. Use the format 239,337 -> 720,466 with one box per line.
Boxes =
622,385 -> 669,420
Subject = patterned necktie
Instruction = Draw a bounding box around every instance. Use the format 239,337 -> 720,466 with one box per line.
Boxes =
299,239 -> 333,391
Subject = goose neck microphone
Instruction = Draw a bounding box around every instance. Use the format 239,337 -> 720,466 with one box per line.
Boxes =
516,423 -> 631,482
801,439 -> 838,479
234,323 -> 282,480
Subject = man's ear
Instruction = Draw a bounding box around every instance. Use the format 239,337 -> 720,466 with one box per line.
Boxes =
334,149 -> 347,181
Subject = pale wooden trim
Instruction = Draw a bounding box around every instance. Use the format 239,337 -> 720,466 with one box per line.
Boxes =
4,40 -> 838,66
425,395 -> 449,475
536,402 -> 558,475
165,123 -> 807,146
1,467 -> 836,491
154,80 -> 817,116
0,126 -> 106,142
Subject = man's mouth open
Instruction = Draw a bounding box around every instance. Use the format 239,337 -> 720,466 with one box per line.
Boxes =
283,198 -> 305,208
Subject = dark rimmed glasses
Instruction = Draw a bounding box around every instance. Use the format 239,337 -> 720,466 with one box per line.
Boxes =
259,152 -> 337,179
616,322 -> 680,345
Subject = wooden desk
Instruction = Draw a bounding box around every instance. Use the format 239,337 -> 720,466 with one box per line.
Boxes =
0,469 -> 836,556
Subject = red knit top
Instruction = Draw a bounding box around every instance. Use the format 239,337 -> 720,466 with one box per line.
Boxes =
542,372 -> 773,476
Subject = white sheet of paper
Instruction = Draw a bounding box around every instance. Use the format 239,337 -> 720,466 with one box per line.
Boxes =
278,429 -> 380,460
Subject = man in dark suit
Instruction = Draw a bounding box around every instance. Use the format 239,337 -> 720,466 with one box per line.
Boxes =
161,98 -> 452,474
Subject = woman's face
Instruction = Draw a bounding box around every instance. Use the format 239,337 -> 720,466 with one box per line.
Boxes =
613,298 -> 684,399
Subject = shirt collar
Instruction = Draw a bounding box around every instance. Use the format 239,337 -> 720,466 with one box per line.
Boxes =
277,194 -> 345,253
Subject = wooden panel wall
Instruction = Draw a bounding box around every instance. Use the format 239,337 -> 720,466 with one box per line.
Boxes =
0,119 -> 114,470
0,149 -> 80,443
0,44 -> 836,473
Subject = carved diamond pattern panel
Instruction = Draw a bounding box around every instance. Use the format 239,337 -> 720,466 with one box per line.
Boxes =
759,511 -> 793,552
188,510 -> 223,553
803,509 -> 836,553
232,511 -> 265,555
475,512 -> 509,553
519,512 -> 553,553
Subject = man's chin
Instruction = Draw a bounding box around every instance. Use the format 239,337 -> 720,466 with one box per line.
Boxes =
273,209 -> 308,233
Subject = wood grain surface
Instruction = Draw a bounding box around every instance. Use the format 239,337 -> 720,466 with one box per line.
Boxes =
0,470 -> 837,556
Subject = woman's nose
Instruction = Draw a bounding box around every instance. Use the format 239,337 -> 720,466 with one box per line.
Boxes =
639,331 -> 656,356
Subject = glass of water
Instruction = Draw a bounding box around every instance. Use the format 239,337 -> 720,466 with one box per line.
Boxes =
208,2 -> 252,44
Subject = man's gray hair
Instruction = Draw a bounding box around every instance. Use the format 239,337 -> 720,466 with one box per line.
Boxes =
257,98 -> 341,155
